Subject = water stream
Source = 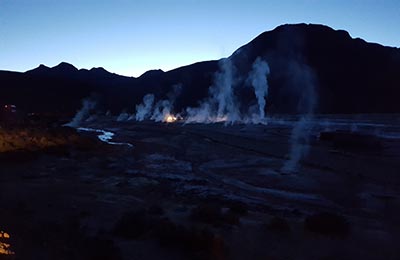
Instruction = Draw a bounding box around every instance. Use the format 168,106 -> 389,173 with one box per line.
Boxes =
77,127 -> 133,147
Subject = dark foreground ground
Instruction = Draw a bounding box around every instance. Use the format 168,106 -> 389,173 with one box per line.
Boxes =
1,116 -> 400,259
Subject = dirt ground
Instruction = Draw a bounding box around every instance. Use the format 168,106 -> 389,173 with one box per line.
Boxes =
1,117 -> 400,259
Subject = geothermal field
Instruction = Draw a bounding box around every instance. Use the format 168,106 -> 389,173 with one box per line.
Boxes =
1,114 -> 400,259
1,23 -> 400,259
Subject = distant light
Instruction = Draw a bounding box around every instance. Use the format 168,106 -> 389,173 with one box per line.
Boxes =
165,114 -> 177,123
0,230 -> 14,255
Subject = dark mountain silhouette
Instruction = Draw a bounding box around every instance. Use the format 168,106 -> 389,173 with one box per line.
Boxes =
1,23 -> 399,115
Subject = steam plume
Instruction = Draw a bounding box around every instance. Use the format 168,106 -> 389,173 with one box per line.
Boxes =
65,98 -> 96,128
281,116 -> 312,173
135,94 -> 155,121
247,57 -> 270,122
212,58 -> 240,122
185,57 -> 271,124
117,111 -> 130,121
149,84 -> 182,122
186,58 -> 239,124
281,62 -> 317,173
151,100 -> 172,122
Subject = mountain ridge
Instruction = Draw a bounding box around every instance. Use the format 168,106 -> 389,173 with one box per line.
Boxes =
1,23 -> 399,115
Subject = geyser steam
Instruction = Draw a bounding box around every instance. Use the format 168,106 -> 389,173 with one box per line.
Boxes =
65,98 -> 96,127
281,61 -> 317,173
186,58 -> 239,124
281,116 -> 312,173
247,57 -> 270,121
212,58 -> 240,123
151,100 -> 172,122
135,94 -> 155,121
115,57 -> 271,125
114,56 -> 280,126
151,84 -> 182,122
186,57 -> 271,124
117,111 -> 130,121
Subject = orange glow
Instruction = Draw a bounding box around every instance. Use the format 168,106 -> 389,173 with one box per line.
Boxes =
0,232 -> 10,239
164,114 -> 177,123
0,230 -> 14,255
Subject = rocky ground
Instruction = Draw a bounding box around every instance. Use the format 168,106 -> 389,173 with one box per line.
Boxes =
1,117 -> 400,259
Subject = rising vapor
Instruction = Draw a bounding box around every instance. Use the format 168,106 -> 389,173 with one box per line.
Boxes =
135,94 -> 155,121
65,98 -> 96,128
281,61 -> 317,173
185,58 -> 239,124
247,57 -> 270,122
186,57 -> 271,124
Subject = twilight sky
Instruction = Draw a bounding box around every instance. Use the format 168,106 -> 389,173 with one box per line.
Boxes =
0,0 -> 399,77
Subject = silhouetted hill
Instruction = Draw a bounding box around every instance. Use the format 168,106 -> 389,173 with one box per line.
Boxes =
230,24 -> 400,113
1,23 -> 399,115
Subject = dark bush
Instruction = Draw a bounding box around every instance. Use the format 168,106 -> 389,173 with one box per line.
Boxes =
190,203 -> 240,226
265,217 -> 291,233
190,204 -> 222,225
221,210 -> 240,226
81,236 -> 122,260
228,202 -> 248,216
154,218 -> 227,259
113,209 -> 153,239
147,204 -> 164,216
304,212 -> 350,238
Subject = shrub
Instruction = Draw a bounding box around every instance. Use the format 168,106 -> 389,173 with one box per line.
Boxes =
304,212 -> 350,238
113,209 -> 153,239
265,217 -> 291,233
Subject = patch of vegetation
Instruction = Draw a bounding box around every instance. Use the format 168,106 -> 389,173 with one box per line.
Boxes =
264,217 -> 291,233
304,212 -> 350,238
227,202 -> 248,216
114,207 -> 228,259
81,236 -> 122,260
113,209 -> 154,239
190,203 -> 240,227
154,218 -> 227,260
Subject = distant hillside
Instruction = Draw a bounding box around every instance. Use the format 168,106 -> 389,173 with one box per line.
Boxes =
1,23 -> 399,115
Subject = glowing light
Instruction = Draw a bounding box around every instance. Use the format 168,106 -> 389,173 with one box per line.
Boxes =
0,233 -> 9,239
164,114 -> 177,123
0,230 -> 14,255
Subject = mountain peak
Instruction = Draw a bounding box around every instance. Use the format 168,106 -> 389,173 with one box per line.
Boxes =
53,62 -> 78,71
8,23 -> 400,114
25,64 -> 50,74
38,64 -> 50,69
90,67 -> 109,73
139,69 -> 164,78
273,23 -> 347,33
25,62 -> 78,76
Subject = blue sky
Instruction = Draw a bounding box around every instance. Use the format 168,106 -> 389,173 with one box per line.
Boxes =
0,0 -> 399,77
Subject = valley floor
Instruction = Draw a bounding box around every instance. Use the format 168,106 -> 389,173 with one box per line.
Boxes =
1,116 -> 400,259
